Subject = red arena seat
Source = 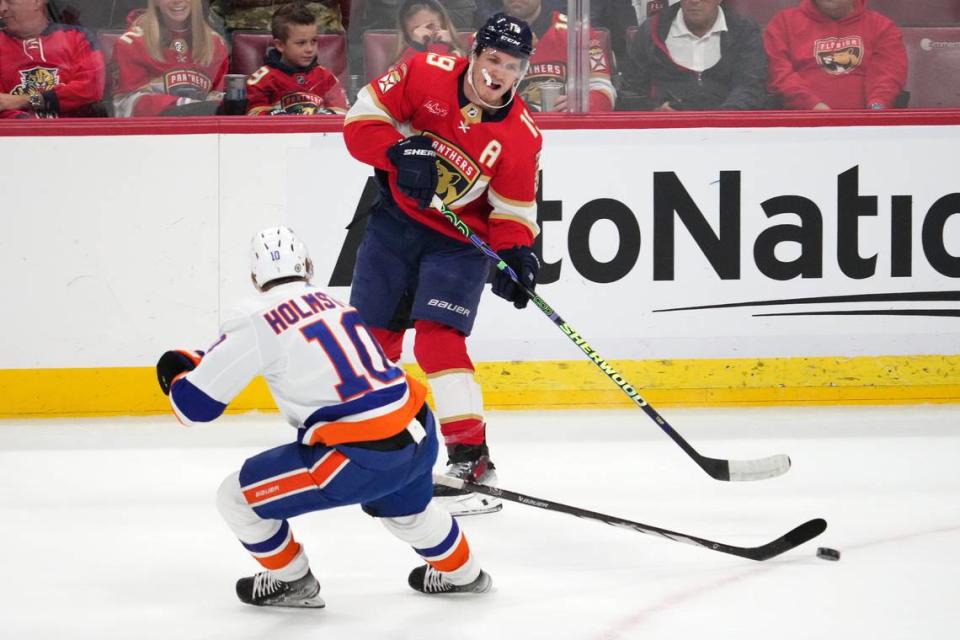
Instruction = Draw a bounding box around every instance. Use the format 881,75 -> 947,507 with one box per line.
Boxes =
724,0 -> 800,26
97,29 -> 124,62
230,31 -> 347,78
901,27 -> 960,107
362,30 -> 475,83
870,0 -> 960,27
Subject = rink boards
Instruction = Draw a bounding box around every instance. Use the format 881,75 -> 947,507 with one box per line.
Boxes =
0,116 -> 958,416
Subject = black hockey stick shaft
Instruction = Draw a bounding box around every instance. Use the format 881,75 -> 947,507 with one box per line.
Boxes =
431,198 -> 790,482
436,475 -> 826,561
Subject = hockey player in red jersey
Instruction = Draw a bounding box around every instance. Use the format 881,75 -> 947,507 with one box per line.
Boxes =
499,0 -> 615,111
343,13 -> 543,516
156,226 -> 491,606
246,3 -> 348,116
0,0 -> 105,119
111,0 -> 228,117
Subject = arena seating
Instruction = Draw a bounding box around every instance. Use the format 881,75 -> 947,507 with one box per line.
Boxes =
362,30 -> 478,82
871,0 -> 960,27
724,1 -> 960,27
230,31 -> 348,78
902,27 -> 960,107
96,29 -> 124,64
362,28 -> 612,84
724,0 -> 798,26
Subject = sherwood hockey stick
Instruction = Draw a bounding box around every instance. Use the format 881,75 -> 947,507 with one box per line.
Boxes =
436,475 -> 826,561
431,197 -> 791,482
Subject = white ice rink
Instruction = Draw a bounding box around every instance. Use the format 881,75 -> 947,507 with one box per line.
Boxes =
2,405 -> 959,639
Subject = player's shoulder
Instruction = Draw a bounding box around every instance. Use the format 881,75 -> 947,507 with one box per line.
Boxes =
500,99 -> 543,147
405,50 -> 468,79
550,10 -> 568,32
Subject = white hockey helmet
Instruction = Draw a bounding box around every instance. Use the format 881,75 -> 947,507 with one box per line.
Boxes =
250,226 -> 313,290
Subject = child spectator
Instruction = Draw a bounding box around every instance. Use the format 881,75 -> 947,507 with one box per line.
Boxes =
246,2 -> 348,115
0,0 -> 105,118
764,0 -> 907,110
112,0 -> 229,117
392,0 -> 466,67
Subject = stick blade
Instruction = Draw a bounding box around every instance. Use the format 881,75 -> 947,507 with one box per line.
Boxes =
748,518 -> 828,561
724,454 -> 792,482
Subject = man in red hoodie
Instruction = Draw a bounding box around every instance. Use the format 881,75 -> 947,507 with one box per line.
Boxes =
764,0 -> 907,110
0,0 -> 105,118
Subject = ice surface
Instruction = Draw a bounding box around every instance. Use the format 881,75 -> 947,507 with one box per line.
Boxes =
2,405 -> 958,639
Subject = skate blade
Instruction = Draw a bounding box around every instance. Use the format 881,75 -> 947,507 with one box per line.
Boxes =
273,595 -> 326,609
437,493 -> 503,517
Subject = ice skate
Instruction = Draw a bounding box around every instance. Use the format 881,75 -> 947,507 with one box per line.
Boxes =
235,569 -> 325,608
433,443 -> 503,516
408,565 -> 492,594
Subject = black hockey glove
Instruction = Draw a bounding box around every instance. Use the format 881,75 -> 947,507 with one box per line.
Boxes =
492,245 -> 540,310
387,135 -> 439,209
156,349 -> 204,396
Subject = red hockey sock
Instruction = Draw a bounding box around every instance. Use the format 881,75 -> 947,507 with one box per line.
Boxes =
413,320 -> 486,446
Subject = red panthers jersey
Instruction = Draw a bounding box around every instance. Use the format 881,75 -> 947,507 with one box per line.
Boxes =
112,25 -> 228,117
522,11 -> 615,112
344,53 -> 542,250
0,23 -> 105,118
246,49 -> 348,116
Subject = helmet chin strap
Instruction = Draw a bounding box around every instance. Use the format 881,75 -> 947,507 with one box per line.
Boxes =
466,53 -> 526,111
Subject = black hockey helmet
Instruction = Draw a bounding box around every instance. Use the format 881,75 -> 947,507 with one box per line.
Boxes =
473,12 -> 535,60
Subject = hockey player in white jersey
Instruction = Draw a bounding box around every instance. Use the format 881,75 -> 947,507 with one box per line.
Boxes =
156,226 -> 491,607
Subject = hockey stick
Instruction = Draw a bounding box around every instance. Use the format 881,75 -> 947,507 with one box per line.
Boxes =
435,475 -> 826,561
431,197 -> 791,482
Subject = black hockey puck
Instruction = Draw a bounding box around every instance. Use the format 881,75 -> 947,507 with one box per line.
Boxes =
816,547 -> 841,561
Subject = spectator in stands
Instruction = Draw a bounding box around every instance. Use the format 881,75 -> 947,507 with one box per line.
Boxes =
392,0 -> 466,67
0,0 -> 106,118
764,0 -> 907,110
246,2 -> 348,114
112,0 -> 229,116
617,0 -> 768,111
347,1 -> 475,77
208,0 -> 343,34
496,0 -> 616,111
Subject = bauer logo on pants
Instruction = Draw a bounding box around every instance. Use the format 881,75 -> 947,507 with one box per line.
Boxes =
428,299 -> 471,316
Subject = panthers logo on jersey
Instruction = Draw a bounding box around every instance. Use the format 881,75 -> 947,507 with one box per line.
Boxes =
424,134 -> 481,205
815,36 -> 864,75
10,67 -> 60,96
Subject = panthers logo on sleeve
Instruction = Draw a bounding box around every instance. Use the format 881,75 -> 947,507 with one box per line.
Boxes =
378,63 -> 406,95
10,67 -> 60,96
815,36 -> 864,75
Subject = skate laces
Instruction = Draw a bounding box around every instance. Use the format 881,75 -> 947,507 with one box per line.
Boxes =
251,572 -> 285,599
423,567 -> 452,593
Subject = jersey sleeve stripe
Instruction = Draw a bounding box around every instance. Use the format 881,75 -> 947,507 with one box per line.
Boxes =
299,375 -> 427,446
489,186 -> 540,234
343,85 -> 399,127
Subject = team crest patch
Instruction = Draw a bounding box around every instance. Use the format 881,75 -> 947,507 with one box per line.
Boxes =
425,134 -> 481,205
378,64 -> 405,94
589,44 -> 608,73
814,36 -> 864,75
11,67 -> 60,96
164,69 -> 213,100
